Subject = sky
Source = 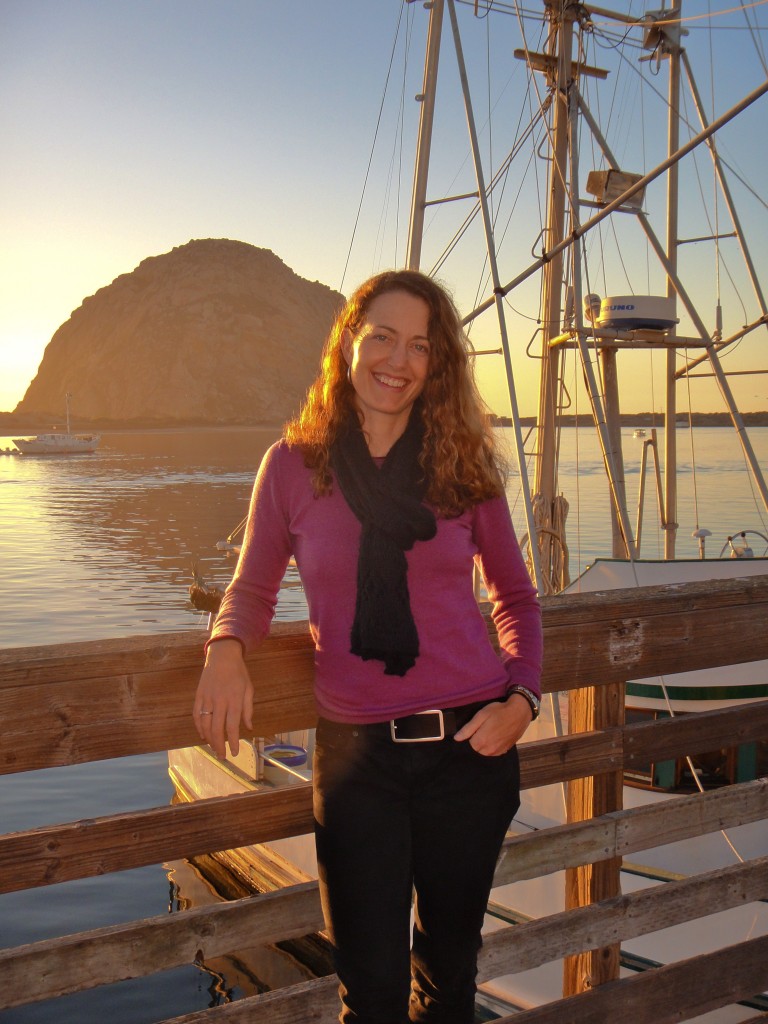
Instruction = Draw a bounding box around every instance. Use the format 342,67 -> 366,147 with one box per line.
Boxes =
1,0 -> 768,419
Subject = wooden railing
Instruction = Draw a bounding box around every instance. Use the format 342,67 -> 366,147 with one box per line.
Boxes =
1,576 -> 768,1022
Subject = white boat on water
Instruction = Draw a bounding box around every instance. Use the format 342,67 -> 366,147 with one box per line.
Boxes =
171,2 -> 768,1018
13,393 -> 100,454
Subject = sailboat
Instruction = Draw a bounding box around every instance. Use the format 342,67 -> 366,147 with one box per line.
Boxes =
170,1 -> 768,1017
13,392 -> 100,454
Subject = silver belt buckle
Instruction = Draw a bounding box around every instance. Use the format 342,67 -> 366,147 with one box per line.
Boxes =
390,709 -> 445,743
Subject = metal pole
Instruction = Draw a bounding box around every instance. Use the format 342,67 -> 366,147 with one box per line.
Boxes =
406,0 -> 444,271
566,74 -> 635,558
663,4 -> 682,559
532,1 -> 573,578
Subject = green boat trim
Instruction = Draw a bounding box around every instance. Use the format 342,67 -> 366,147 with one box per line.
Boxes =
626,681 -> 768,702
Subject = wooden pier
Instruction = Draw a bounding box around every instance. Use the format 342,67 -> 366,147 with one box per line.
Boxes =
1,575 -> 768,1022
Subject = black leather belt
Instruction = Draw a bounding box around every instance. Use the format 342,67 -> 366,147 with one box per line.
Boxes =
321,701 -> 492,744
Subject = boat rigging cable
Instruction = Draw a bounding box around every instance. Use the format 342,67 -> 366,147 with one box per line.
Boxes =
338,2 -> 408,294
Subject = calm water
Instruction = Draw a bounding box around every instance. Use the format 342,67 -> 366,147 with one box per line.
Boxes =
1,425 -> 767,1022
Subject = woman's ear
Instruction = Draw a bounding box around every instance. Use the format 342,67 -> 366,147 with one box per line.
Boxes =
341,327 -> 353,366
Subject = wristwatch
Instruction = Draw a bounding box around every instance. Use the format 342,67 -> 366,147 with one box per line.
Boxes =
506,685 -> 541,720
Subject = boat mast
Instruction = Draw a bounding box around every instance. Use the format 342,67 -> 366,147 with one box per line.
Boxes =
531,1 -> 637,575
406,0 -> 444,272
532,1 -> 575,583
663,2 -> 683,559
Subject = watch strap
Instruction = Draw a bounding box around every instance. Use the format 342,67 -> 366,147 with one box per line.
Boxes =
506,684 -> 541,720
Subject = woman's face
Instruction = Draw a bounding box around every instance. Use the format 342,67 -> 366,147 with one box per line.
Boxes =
342,289 -> 431,433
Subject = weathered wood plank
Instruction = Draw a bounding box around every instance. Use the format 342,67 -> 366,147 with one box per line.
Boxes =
162,975 -> 340,1024
0,618 -> 308,685
3,844 -> 766,1012
0,784 -> 315,894
0,629 -> 317,774
481,856 -> 768,981
624,699 -> 768,766
0,881 -> 325,1010
539,575 -> 768,689
0,667 -> 317,774
518,729 -> 625,789
2,577 -> 768,774
490,932 -> 768,1024
496,777 -> 768,885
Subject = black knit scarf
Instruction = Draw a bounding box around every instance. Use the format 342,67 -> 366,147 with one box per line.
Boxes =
330,406 -> 437,676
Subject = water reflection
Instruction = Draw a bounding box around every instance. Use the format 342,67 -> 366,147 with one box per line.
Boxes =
2,426 -> 766,648
0,428 -> 286,646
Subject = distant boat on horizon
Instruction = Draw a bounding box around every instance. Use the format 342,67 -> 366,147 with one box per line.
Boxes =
13,393 -> 100,455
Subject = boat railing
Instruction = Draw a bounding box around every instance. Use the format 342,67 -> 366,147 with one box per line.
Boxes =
2,575 -> 768,1022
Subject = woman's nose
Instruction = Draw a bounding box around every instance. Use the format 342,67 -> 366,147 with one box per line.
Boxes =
387,339 -> 408,367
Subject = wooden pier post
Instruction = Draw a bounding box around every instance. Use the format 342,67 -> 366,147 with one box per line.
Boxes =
562,679 -> 625,996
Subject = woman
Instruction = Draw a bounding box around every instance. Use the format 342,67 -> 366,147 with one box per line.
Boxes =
194,269 -> 542,1024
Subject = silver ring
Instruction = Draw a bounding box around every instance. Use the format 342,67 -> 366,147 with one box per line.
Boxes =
199,710 -> 213,716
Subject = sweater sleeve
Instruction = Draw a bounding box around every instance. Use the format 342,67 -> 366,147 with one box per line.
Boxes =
473,495 -> 543,697
209,442 -> 293,653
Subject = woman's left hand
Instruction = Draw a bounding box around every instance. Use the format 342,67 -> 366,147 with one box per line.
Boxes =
453,694 -> 534,755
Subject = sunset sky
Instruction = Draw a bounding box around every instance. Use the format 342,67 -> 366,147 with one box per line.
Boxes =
2,0 -> 767,419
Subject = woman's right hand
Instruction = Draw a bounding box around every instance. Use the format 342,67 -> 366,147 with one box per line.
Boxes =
193,638 -> 254,758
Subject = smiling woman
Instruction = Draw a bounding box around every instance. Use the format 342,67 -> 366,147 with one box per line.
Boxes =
194,268 -> 543,1024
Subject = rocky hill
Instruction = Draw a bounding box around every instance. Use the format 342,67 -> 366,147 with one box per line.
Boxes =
15,239 -> 343,425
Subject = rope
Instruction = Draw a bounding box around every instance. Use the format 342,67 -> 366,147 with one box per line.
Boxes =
528,493 -> 570,596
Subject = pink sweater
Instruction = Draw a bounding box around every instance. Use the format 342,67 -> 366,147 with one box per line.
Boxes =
211,441 -> 542,723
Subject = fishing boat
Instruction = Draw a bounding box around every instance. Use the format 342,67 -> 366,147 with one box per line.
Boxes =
170,1 -> 768,1017
13,392 -> 100,454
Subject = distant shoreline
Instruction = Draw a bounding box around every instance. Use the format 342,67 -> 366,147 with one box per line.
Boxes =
0,416 -> 286,434
492,412 -> 768,428
1,411 -> 767,432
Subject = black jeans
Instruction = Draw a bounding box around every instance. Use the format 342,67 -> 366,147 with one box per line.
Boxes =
313,714 -> 521,1024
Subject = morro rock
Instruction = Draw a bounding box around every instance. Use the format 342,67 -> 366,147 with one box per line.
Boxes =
15,239 -> 344,424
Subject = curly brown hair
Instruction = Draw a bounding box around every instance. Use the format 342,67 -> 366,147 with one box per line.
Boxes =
284,269 -> 505,516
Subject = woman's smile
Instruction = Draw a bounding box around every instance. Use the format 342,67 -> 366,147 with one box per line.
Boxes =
373,371 -> 408,389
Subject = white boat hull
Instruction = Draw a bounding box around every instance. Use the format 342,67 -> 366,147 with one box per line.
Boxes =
13,432 -> 101,454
